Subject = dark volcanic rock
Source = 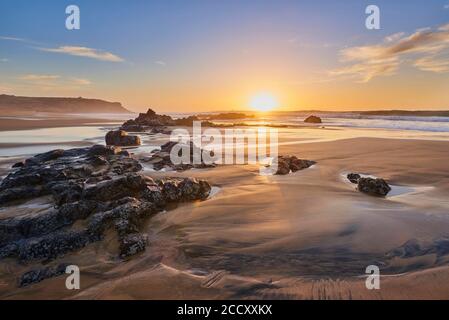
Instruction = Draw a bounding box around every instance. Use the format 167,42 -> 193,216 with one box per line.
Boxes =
12,161 -> 25,168
82,174 -> 152,202
357,177 -> 391,196
120,108 -> 215,131
304,115 -> 322,123
105,130 -> 141,146
274,155 -> 316,175
347,173 -> 361,184
19,263 -> 69,287
0,144 -> 213,268
119,233 -> 147,258
0,144 -> 141,205
144,141 -> 216,172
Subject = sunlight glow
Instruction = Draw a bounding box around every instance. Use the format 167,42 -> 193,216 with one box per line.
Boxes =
249,93 -> 279,112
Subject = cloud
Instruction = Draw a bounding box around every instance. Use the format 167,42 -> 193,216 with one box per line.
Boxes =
0,36 -> 26,42
154,60 -> 166,66
330,23 -> 449,82
444,4 -> 449,9
384,32 -> 405,43
71,78 -> 92,85
0,58 -> 8,63
39,46 -> 124,62
414,55 -> 449,73
17,74 -> 92,90
20,74 -> 60,81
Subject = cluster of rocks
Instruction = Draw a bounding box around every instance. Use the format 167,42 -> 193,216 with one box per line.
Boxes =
0,145 -> 138,205
141,141 -> 216,172
105,130 -> 141,146
275,155 -> 316,175
347,173 -> 391,196
304,115 -> 322,124
0,145 -> 211,286
120,108 -> 214,133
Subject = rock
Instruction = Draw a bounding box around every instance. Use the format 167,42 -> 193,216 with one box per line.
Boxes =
105,130 -> 141,146
87,144 -> 122,156
89,155 -> 108,166
25,149 -> 65,166
0,145 -> 141,205
274,155 -> 316,175
120,119 -> 146,132
19,263 -> 69,287
0,143 -> 213,272
276,158 -> 291,175
0,185 -> 45,205
119,233 -> 147,258
82,174 -> 150,202
12,161 -> 25,168
357,177 -> 391,196
304,115 -> 322,123
48,180 -> 84,206
120,108 -> 216,130
147,141 -> 216,172
134,108 -> 175,126
16,230 -> 94,262
347,173 -> 361,184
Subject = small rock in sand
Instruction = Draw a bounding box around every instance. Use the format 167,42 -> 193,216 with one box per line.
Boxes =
357,177 -> 391,197
347,173 -> 361,184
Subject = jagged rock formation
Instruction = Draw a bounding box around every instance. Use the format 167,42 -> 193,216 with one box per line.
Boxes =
304,115 -> 322,123
105,130 -> 141,146
0,145 -> 211,286
357,177 -> 391,196
275,155 -> 316,175
141,141 -> 216,171
120,108 -> 214,132
346,173 -> 391,196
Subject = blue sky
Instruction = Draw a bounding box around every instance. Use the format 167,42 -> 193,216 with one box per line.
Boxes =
1,0 -> 449,111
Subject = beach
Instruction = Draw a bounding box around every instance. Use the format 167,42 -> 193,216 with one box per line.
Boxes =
1,115 -> 449,300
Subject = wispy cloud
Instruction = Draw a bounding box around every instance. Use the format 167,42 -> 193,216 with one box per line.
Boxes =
20,74 -> 60,81
71,78 -> 92,85
330,23 -> 449,82
39,46 -> 124,62
444,4 -> 449,9
154,60 -> 166,66
17,74 -> 92,91
0,58 -> 9,63
0,36 -> 26,42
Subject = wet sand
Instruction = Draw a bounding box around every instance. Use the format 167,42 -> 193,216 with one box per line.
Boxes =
1,125 -> 449,299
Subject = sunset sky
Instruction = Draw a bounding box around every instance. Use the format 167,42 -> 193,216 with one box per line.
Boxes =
1,0 -> 449,112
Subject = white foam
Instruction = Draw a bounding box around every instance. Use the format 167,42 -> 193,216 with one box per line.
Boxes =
208,186 -> 222,199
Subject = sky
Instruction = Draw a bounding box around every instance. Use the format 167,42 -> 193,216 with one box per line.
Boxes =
1,0 -> 449,112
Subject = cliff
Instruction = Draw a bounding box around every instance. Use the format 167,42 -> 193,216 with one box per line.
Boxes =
0,94 -> 131,115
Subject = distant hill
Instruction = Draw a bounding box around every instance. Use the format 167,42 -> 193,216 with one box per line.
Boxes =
0,94 -> 131,115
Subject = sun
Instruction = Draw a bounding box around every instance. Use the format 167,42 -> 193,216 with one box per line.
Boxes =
249,93 -> 279,112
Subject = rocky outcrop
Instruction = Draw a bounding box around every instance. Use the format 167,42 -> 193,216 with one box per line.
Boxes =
275,155 -> 316,175
357,177 -> 391,196
0,145 -> 211,270
120,108 -> 214,132
347,173 -> 361,184
19,263 -> 70,287
0,145 -> 141,205
105,130 -> 141,146
304,115 -> 322,123
141,141 -> 216,171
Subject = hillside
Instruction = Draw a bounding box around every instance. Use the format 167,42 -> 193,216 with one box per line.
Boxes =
0,95 -> 131,116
